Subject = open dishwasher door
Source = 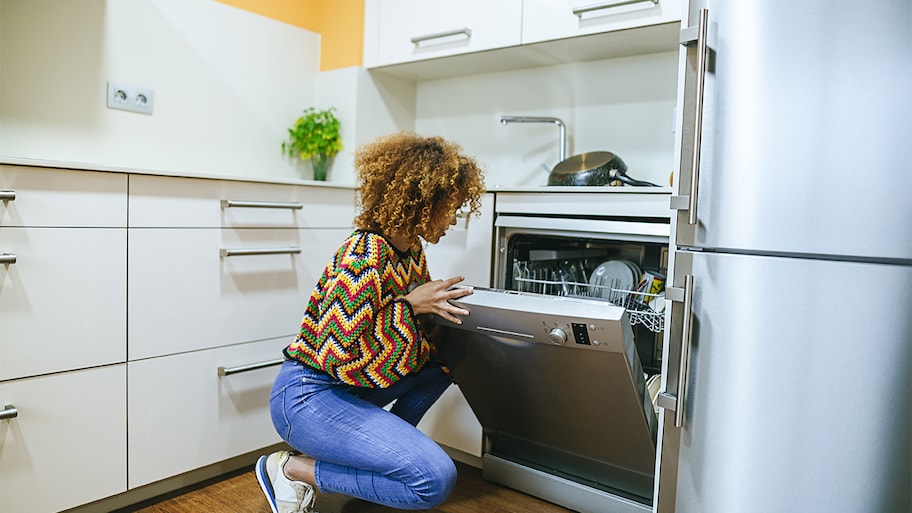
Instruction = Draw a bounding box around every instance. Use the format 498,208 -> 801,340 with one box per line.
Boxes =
429,287 -> 657,512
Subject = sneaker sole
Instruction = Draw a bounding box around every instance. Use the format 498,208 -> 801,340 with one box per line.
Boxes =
255,455 -> 281,513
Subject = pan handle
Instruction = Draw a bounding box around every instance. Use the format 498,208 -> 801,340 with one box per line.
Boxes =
610,170 -> 660,187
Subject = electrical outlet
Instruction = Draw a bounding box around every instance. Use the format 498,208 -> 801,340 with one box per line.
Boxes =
106,81 -> 154,114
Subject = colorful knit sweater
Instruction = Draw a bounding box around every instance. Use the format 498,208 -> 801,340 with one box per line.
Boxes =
284,230 -> 436,388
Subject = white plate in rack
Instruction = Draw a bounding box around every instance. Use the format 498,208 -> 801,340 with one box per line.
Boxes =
589,260 -> 636,299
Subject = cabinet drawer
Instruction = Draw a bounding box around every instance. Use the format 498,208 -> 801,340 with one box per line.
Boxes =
128,338 -> 285,488
0,165 -> 127,227
0,227 -> 126,381
522,0 -> 683,45
128,227 -> 351,360
0,365 -> 127,513
128,175 -> 356,228
370,0 -> 522,67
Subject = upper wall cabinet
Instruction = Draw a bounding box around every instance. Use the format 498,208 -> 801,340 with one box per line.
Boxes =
364,0 -> 523,68
522,0 -> 683,45
364,0 -> 682,81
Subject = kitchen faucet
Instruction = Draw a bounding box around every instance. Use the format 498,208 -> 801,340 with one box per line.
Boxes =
499,115 -> 567,163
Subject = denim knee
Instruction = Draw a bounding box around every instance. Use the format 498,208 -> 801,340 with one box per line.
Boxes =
416,454 -> 458,509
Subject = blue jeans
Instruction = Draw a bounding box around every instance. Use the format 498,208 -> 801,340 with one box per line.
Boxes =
269,359 -> 457,509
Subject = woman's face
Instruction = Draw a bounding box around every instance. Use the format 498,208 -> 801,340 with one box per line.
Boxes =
423,205 -> 460,245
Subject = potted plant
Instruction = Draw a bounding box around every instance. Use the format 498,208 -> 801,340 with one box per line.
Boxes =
281,107 -> 343,181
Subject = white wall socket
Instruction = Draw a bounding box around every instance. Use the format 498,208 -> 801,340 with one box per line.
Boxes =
106,81 -> 154,114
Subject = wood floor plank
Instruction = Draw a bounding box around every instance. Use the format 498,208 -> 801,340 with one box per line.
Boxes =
122,461 -> 575,513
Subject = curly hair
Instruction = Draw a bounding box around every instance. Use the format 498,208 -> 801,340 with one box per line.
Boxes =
353,132 -> 485,243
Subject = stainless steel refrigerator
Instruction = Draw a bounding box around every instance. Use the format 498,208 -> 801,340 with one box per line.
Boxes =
657,1 -> 911,512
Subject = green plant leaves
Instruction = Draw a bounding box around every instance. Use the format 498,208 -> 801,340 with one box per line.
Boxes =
281,107 -> 343,161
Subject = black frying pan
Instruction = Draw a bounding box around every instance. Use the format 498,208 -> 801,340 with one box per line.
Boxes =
548,151 -> 659,187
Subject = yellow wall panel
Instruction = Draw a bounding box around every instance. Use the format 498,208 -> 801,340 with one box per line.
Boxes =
216,0 -> 363,71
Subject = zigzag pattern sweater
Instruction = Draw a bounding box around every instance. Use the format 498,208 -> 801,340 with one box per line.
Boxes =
284,230 -> 436,388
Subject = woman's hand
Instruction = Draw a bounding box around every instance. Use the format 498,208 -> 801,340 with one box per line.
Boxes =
404,276 -> 473,324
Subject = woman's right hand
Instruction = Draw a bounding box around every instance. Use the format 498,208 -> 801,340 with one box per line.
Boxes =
404,276 -> 473,325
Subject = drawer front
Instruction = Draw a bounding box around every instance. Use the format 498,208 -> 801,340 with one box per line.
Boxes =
128,175 -> 356,228
128,338 -> 286,488
0,227 -> 127,381
0,165 -> 127,228
374,0 -> 522,67
128,227 -> 351,360
0,365 -> 127,513
522,0 -> 683,45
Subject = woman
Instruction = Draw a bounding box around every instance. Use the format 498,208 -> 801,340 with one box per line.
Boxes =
256,132 -> 486,513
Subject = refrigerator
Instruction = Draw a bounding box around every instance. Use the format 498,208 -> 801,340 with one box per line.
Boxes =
656,1 -> 911,513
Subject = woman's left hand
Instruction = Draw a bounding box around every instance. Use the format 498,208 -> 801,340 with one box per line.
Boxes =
404,276 -> 473,324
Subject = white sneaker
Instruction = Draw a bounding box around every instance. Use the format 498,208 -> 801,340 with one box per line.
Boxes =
255,451 -> 316,513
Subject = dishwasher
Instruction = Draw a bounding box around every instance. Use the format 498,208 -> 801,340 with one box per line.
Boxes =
429,192 -> 670,513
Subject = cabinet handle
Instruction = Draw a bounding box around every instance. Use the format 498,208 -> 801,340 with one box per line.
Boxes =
657,274 -> 694,428
410,28 -> 472,46
0,253 -> 16,265
0,404 -> 18,420
220,247 -> 302,257
572,0 -> 658,17
0,190 -> 15,201
671,8 -> 709,225
220,200 -> 303,210
218,359 -> 284,376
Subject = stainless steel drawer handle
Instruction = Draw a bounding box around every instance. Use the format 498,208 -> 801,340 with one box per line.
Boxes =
0,253 -> 17,265
0,190 -> 15,201
411,28 -> 472,46
572,0 -> 658,17
658,274 -> 694,428
220,247 -> 302,257
218,359 -> 284,376
0,404 -> 18,420
221,199 -> 303,210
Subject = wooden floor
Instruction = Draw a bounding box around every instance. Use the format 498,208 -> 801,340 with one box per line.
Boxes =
118,461 -> 575,513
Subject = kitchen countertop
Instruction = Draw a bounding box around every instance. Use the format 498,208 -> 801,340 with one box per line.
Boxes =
1,157 -> 674,195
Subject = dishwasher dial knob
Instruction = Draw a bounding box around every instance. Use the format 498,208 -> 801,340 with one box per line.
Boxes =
548,327 -> 568,345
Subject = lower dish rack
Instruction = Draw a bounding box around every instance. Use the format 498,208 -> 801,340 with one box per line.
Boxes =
513,276 -> 666,333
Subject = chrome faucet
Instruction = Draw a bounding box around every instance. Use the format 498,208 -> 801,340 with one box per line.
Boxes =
499,115 -> 567,163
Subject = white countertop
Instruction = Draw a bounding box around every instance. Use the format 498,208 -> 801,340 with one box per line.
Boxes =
1,157 -> 674,196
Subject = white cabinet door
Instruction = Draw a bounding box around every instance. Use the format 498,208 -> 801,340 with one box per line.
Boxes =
368,0 -> 523,67
522,0 -> 683,45
128,174 -> 356,229
418,193 -> 493,457
0,165 -> 127,227
424,193 -> 495,287
128,227 -> 351,360
128,338 -> 286,488
0,227 -> 126,381
0,365 -> 127,513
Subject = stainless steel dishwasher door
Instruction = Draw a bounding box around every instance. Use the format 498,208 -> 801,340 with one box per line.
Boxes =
429,288 -> 657,503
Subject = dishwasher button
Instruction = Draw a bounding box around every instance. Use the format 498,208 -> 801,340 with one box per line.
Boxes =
571,323 -> 592,345
548,327 -> 568,345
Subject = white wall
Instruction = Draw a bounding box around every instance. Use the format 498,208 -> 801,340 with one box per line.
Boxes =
414,51 -> 679,188
0,0 -> 322,181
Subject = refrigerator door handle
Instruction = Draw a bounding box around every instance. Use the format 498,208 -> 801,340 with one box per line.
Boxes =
671,8 -> 709,226
657,274 -> 694,428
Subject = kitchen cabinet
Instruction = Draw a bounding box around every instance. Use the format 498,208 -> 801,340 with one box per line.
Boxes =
0,166 -> 127,381
364,0 -> 523,68
522,0 -> 683,45
128,338 -> 286,488
127,174 -> 356,485
127,175 -> 356,360
0,166 -> 127,512
0,365 -> 127,513
417,193 -> 494,459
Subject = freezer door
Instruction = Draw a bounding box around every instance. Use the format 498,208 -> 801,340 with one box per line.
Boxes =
657,252 -> 911,513
673,0 -> 912,260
